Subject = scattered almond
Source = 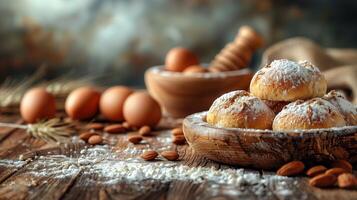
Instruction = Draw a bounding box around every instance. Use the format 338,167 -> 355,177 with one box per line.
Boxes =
140,150 -> 158,161
139,126 -> 151,136
171,127 -> 184,136
86,123 -> 104,130
88,135 -> 103,145
79,132 -> 97,141
309,174 -> 336,188
161,151 -> 179,161
337,173 -> 357,189
172,135 -> 186,145
104,124 -> 126,134
128,135 -> 143,144
325,168 -> 348,176
306,165 -> 327,177
331,160 -> 353,172
276,161 -> 305,176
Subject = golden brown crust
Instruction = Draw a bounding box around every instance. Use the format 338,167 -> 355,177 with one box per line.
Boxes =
323,90 -> 357,126
273,98 -> 346,131
262,100 -> 290,114
250,59 -> 327,101
207,90 -> 275,129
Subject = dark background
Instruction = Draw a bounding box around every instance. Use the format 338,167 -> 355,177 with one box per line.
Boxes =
0,0 -> 356,87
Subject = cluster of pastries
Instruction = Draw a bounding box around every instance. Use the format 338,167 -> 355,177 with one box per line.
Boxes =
207,59 -> 357,131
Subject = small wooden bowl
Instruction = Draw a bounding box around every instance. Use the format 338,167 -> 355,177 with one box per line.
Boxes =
183,112 -> 357,169
145,66 -> 252,118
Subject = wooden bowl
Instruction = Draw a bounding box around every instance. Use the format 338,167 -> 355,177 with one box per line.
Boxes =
183,111 -> 357,169
145,66 -> 252,118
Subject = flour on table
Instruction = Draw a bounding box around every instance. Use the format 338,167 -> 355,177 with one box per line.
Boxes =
0,159 -> 26,168
0,145 -> 297,198
0,133 -> 297,198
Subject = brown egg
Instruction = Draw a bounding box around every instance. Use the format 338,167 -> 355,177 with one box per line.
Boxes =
20,87 -> 56,123
123,92 -> 162,127
165,47 -> 199,72
65,87 -> 101,120
100,86 -> 133,121
183,65 -> 208,74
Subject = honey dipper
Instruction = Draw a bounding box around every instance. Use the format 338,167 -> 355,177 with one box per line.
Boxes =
209,26 -> 264,72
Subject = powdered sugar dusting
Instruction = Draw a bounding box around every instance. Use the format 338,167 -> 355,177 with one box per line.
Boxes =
276,98 -> 338,122
323,90 -> 357,120
260,59 -> 320,87
336,99 -> 357,115
209,90 -> 272,117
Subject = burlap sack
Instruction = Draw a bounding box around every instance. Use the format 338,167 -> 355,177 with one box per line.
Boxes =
261,37 -> 357,104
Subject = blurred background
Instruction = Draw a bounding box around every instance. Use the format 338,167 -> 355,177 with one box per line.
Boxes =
0,0 -> 357,87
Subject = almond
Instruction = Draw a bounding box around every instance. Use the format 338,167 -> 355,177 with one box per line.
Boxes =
337,173 -> 357,189
104,124 -> 126,134
79,132 -> 97,141
128,135 -> 143,144
139,126 -> 151,136
161,150 -> 179,161
86,123 -> 104,130
306,165 -> 327,177
276,161 -> 305,176
140,150 -> 158,161
325,168 -> 348,176
331,160 -> 352,172
172,135 -> 186,145
309,174 -> 336,188
171,127 -> 184,136
88,135 -> 103,145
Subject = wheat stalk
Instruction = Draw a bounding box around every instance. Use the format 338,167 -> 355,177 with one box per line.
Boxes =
41,75 -> 96,96
0,65 -> 97,108
0,65 -> 46,107
0,118 -> 74,142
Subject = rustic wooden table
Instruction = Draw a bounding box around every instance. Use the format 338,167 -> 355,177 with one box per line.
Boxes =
0,112 -> 357,200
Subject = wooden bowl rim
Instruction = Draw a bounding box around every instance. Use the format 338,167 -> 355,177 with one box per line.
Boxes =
184,111 -> 357,139
146,65 -> 252,79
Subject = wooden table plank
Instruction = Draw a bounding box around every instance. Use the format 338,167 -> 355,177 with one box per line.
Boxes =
0,127 -> 48,187
0,159 -> 80,200
309,181 -> 357,200
0,141 -> 88,199
0,116 -> 22,143
0,159 -> 28,183
262,171 -> 318,200
60,123 -> 175,200
0,113 -> 357,200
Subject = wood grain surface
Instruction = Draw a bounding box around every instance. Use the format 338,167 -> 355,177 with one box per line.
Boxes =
183,112 -> 357,169
0,112 -> 356,200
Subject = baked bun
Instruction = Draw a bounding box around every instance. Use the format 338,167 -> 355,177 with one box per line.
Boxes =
250,59 -> 327,101
273,98 -> 346,131
262,100 -> 289,114
207,90 -> 275,129
323,90 -> 357,125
